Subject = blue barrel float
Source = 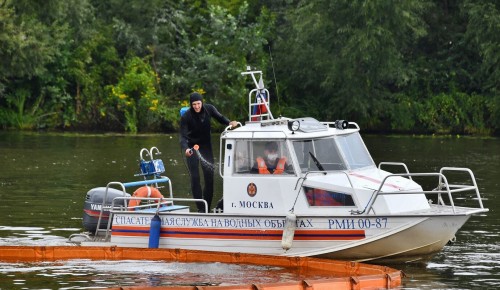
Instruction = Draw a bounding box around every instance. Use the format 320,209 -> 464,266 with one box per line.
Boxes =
148,214 -> 161,248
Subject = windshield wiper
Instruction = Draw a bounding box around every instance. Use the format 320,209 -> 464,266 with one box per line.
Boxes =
309,152 -> 325,172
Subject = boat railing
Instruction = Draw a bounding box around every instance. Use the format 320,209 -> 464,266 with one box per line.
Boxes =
93,177 -> 173,238
241,68 -> 274,122
378,162 -> 413,180
96,196 -> 208,241
355,167 -> 487,215
223,122 -> 243,132
110,197 -> 207,213
248,88 -> 273,121
438,167 -> 485,209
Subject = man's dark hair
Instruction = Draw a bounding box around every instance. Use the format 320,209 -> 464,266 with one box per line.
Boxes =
264,141 -> 278,152
190,92 -> 203,104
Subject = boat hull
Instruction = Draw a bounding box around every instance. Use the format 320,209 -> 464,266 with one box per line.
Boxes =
104,211 -> 471,262
314,215 -> 470,262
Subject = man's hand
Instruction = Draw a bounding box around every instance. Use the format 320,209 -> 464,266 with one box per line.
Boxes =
185,148 -> 193,157
229,121 -> 238,128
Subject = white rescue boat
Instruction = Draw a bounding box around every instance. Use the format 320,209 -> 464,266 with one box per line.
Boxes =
75,68 -> 489,263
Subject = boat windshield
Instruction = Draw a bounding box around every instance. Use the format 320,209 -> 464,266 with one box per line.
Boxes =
292,138 -> 346,172
292,133 -> 373,172
335,133 -> 374,169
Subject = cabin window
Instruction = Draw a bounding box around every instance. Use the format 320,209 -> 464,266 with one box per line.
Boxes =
292,138 -> 346,172
304,187 -> 355,207
335,133 -> 374,169
233,140 -> 252,173
233,140 -> 295,175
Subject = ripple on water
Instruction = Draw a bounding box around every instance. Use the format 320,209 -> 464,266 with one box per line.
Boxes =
0,226 -> 45,231
0,226 -> 81,246
426,263 -> 451,269
454,271 -> 489,276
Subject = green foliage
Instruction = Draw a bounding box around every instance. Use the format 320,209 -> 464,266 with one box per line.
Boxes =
90,0 -> 166,57
386,92 -> 493,135
464,0 -> 500,95
0,0 -> 499,135
0,5 -> 57,80
107,56 -> 160,133
0,1 -> 71,129
420,93 -> 467,134
487,95 -> 500,134
67,29 -> 122,130
0,89 -> 46,129
269,0 -> 499,135
155,1 -> 274,124
274,0 -> 430,125
415,92 -> 490,135
387,94 -> 419,132
187,3 -> 273,117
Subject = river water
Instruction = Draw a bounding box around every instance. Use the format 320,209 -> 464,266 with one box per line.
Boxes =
0,131 -> 498,289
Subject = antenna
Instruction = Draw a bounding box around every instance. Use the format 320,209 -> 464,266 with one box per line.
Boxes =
268,46 -> 281,116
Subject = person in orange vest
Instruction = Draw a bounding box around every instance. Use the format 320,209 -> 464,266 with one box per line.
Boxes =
251,141 -> 290,174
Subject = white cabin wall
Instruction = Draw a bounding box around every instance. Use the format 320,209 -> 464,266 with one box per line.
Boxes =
378,194 -> 431,214
221,140 -> 235,177
223,176 -> 297,214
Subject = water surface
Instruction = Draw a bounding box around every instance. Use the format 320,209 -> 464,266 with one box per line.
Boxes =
0,132 -> 498,289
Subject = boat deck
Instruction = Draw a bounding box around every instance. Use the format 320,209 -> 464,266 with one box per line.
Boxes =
396,204 -> 489,216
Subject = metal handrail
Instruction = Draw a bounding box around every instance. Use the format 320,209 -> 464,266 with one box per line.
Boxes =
241,69 -> 274,121
100,197 -> 208,241
94,177 -> 172,237
224,122 -> 243,132
356,169 -> 486,216
378,162 -> 412,180
439,167 -> 485,209
248,88 -> 273,121
110,197 -> 208,213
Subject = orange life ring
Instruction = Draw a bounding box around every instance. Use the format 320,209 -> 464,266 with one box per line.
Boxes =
128,186 -> 164,209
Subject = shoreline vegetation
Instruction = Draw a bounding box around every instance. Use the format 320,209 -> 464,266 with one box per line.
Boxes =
1,1 -> 499,136
1,130 -> 497,142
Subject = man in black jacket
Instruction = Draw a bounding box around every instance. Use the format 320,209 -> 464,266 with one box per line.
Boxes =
180,92 -> 237,212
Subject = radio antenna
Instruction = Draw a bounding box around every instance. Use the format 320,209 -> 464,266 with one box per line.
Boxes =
268,46 -> 281,116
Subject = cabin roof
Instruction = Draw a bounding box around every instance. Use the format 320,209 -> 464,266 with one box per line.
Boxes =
223,117 -> 360,140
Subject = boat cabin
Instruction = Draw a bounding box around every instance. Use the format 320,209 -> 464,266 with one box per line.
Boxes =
219,70 -> 429,217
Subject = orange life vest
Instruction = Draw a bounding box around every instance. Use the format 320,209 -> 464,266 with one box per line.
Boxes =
256,157 -> 287,174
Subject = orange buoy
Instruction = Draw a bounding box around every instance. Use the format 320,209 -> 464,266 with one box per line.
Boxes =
0,246 -> 403,289
128,186 -> 164,209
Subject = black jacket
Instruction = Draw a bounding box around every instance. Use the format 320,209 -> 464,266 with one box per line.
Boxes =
180,104 -> 230,151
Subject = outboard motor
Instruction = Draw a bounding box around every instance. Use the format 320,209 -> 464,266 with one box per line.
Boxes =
83,187 -> 130,233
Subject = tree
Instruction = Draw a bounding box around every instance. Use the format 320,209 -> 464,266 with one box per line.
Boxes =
0,1 -> 66,129
463,0 -> 500,132
154,1 -> 274,126
107,56 -> 160,133
464,0 -> 500,94
274,0 -> 430,127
